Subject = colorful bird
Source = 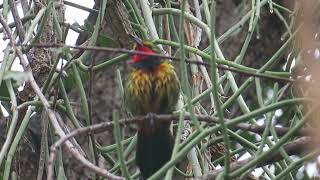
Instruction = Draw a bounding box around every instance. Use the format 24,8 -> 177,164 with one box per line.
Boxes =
124,37 -> 180,179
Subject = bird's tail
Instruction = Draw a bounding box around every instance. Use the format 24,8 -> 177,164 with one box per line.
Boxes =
136,122 -> 174,179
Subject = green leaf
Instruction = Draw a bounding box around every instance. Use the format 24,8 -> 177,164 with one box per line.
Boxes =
83,20 -> 114,47
72,20 -> 114,47
84,20 -> 94,32
0,83 -> 10,101
0,71 -> 27,101
97,34 -> 113,47
71,21 -> 83,30
62,68 -> 89,93
61,47 -> 72,57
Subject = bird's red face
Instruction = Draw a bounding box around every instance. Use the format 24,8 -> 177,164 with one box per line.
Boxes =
132,45 -> 156,64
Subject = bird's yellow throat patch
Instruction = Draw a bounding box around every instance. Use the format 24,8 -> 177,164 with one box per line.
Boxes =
129,60 -> 175,90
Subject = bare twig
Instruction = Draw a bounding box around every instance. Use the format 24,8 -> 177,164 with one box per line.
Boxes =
26,43 -> 294,83
48,113 -> 313,155
44,113 -> 315,143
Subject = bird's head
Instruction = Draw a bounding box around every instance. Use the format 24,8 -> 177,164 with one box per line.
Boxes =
131,37 -> 162,69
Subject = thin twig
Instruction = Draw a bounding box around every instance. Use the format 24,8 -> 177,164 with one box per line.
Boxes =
26,43 -> 294,82
48,113 -> 312,147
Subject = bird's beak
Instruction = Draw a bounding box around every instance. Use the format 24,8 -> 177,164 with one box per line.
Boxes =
133,36 -> 143,46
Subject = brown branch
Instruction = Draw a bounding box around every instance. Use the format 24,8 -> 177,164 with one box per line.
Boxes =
197,137 -> 315,180
50,113 -> 313,140
152,114 -> 312,137
26,43 -> 294,83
